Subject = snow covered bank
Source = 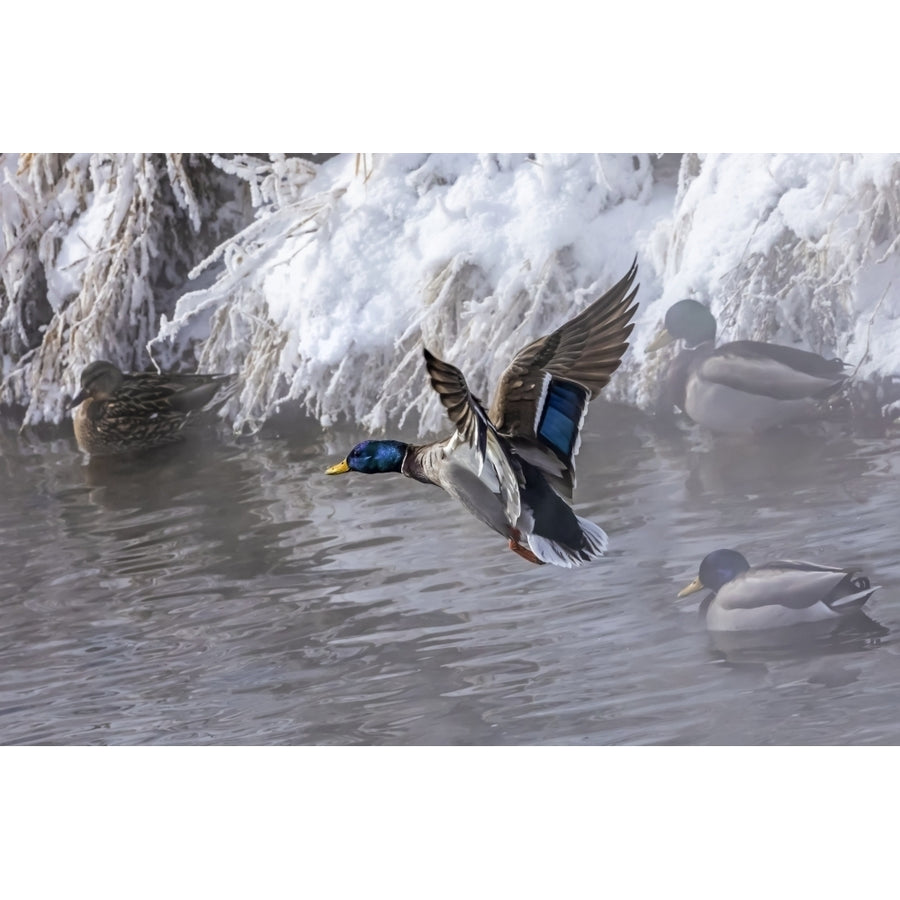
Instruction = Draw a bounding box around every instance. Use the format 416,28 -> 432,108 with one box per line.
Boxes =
632,153 -> 900,411
3,153 -> 899,434
150,153 -> 661,433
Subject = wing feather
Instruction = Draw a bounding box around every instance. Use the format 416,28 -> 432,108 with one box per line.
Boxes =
487,259 -> 639,495
718,564 -> 848,612
423,348 -> 520,522
489,259 -> 639,433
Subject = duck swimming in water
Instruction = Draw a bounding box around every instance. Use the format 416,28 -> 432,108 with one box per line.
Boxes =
69,360 -> 235,455
326,261 -> 640,567
677,548 -> 879,631
647,299 -> 849,434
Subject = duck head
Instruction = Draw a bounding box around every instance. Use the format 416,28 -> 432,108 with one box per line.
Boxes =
678,549 -> 751,596
325,440 -> 407,475
69,360 -> 125,408
647,299 -> 717,351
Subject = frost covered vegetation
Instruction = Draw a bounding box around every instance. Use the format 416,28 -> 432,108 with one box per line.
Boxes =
0,154 -> 250,425
2,152 -> 900,433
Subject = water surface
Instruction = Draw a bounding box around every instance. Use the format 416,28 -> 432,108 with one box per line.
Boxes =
1,404 -> 898,744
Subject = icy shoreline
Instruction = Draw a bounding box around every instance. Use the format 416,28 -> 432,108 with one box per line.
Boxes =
2,153 -> 899,434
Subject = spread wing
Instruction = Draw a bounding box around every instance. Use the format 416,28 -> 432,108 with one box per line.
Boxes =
488,259 -> 639,496
424,348 -> 521,524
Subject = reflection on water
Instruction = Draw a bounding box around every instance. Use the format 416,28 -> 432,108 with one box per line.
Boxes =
706,612 -> 889,667
0,402 -> 899,745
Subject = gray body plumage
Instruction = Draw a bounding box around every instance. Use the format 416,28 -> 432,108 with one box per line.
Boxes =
403,439 -> 513,538
680,343 -> 846,434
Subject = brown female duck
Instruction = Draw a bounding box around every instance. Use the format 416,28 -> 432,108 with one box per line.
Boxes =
69,360 -> 235,455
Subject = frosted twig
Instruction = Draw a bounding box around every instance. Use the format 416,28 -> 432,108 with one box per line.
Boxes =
850,281 -> 891,379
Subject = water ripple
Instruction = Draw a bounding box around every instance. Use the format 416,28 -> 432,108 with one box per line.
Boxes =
1,408 -> 899,744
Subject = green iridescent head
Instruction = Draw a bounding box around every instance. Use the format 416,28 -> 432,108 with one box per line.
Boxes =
325,440 -> 407,475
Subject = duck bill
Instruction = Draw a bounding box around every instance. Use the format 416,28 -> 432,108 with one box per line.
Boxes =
646,329 -> 675,353
677,577 -> 705,598
67,389 -> 89,410
325,459 -> 351,475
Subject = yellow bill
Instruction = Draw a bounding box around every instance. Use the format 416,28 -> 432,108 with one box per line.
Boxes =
677,577 -> 704,598
325,459 -> 350,475
645,329 -> 675,353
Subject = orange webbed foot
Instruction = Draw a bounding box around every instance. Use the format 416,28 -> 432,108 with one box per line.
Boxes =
508,538 -> 545,565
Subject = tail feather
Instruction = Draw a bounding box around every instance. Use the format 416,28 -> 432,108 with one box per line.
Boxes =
167,375 -> 237,414
829,583 -> 880,611
516,457 -> 608,567
527,515 -> 608,568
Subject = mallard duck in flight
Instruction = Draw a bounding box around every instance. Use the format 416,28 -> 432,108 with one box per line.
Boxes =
326,261 -> 640,567
647,299 -> 848,434
69,359 -> 236,455
677,548 -> 879,631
